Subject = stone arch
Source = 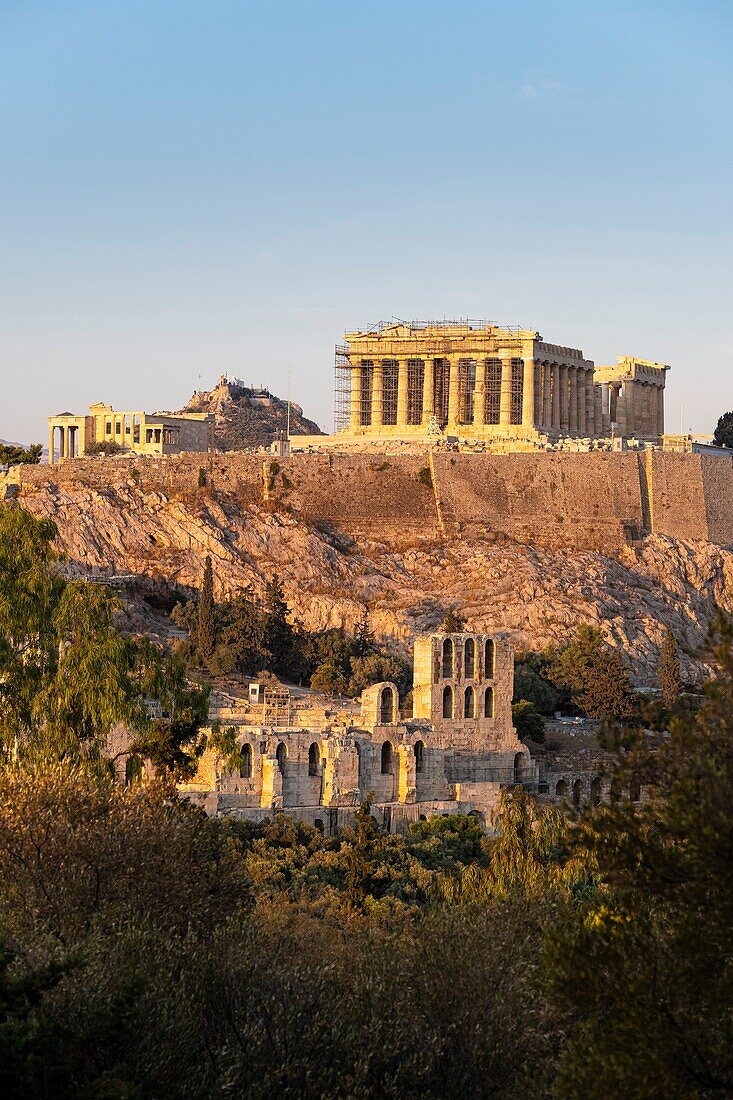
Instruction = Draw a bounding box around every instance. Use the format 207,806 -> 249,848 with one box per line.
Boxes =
485,638 -> 495,676
381,741 -> 393,774
239,743 -> 252,779
464,638 -> 475,678
442,684 -> 454,719
380,686 -> 395,725
442,637 -> 454,678
418,813 -> 427,822
484,686 -> 494,718
590,776 -> 602,805
464,685 -> 475,719
308,741 -> 319,777
514,752 -> 524,785
572,778 -> 582,806
414,739 -> 425,773
555,778 -> 568,798
314,818 -> 325,834
276,741 -> 287,775
467,809 -> 484,826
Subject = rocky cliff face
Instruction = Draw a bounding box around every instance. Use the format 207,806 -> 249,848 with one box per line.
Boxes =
18,476 -> 733,687
179,376 -> 324,450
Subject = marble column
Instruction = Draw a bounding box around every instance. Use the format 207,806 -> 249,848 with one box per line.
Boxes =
349,366 -> 362,430
577,370 -> 587,435
473,358 -> 486,428
422,358 -> 434,425
586,373 -> 596,436
48,423 -> 55,466
551,364 -> 561,429
569,368 -> 579,433
559,365 -> 569,432
542,362 -> 552,428
657,386 -> 665,437
500,359 -> 513,427
447,356 -> 460,425
521,359 -> 535,429
396,359 -> 409,427
371,362 -> 384,428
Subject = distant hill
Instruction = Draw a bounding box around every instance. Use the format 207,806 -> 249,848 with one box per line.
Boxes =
179,375 -> 325,451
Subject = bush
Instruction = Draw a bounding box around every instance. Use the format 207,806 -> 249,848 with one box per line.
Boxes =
512,700 -> 546,743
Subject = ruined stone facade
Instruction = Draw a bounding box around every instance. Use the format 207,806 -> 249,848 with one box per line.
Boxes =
48,403 -> 214,464
179,632 -> 539,832
335,321 -> 668,442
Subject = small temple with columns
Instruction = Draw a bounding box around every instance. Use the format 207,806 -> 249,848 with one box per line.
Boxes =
47,403 -> 214,464
334,320 -> 669,442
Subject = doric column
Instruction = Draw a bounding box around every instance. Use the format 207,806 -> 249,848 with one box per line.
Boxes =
447,356 -> 460,425
48,423 -> 55,466
542,362 -> 552,428
500,359 -> 513,427
657,385 -> 665,437
371,362 -> 384,428
59,426 -> 66,460
559,365 -> 569,432
396,359 -> 409,427
586,373 -> 596,436
551,364 -> 561,429
577,369 -> 587,435
521,359 -> 535,429
473,358 -> 486,428
422,358 -> 434,425
569,367 -> 579,433
349,365 -> 362,430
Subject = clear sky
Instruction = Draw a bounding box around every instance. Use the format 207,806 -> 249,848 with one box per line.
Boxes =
2,0 -> 732,443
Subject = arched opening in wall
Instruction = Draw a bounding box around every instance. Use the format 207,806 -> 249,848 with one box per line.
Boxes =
239,743 -> 252,779
467,809 -> 484,826
314,819 -> 325,834
125,755 -> 143,787
380,687 -> 394,725
308,742 -> 319,777
485,639 -> 495,677
464,638 -> 475,679
381,741 -> 393,774
590,776 -> 602,805
418,813 -> 427,822
629,775 -> 641,802
464,686 -> 475,719
414,740 -> 425,773
442,637 -> 454,678
484,686 -> 494,718
555,779 -> 568,798
514,753 -> 524,785
572,779 -> 582,807
276,742 -> 287,775
610,777 -> 623,804
442,685 -> 454,719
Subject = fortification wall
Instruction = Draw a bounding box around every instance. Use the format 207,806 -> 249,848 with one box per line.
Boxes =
13,448 -> 733,551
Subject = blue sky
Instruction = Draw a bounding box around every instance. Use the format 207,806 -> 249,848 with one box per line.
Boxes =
2,0 -> 731,442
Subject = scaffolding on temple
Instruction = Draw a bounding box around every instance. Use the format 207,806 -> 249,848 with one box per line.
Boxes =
334,344 -> 351,432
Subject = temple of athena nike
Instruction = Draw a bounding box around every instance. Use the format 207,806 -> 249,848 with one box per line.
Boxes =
334,320 -> 669,443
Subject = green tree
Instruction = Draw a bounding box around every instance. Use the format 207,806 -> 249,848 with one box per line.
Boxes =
264,574 -> 293,674
0,443 -> 42,468
512,700 -> 546,743
513,653 -> 560,714
713,410 -> 733,448
659,626 -> 681,711
546,618 -> 733,1097
196,555 -> 216,658
548,624 -> 638,721
310,660 -> 347,696
441,607 -> 466,632
354,605 -> 375,658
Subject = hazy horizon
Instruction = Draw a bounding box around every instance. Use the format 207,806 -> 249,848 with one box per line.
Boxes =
3,0 -> 732,445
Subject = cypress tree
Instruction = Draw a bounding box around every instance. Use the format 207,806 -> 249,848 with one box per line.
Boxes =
354,606 -> 375,658
659,627 -> 681,710
196,556 -> 216,659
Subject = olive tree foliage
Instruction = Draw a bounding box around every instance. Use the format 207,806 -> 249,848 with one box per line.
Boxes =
0,507 -> 206,768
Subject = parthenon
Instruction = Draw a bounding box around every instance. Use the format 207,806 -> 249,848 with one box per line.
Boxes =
334,320 -> 669,442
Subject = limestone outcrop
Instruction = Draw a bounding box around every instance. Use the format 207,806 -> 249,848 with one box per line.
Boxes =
17,473 -> 733,687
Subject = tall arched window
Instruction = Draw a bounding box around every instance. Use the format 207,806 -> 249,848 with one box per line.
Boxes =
555,778 -> 567,798
590,776 -> 602,805
239,743 -> 252,779
442,685 -> 454,718
276,742 -> 287,775
484,639 -> 495,677
380,687 -> 394,725
442,637 -> 454,678
484,686 -> 494,718
381,741 -> 392,774
308,742 -> 319,777
464,638 -> 475,678
414,740 -> 424,774
572,778 -> 582,806
464,686 -> 475,719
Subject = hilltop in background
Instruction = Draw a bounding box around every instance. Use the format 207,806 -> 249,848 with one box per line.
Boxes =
179,375 -> 324,450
